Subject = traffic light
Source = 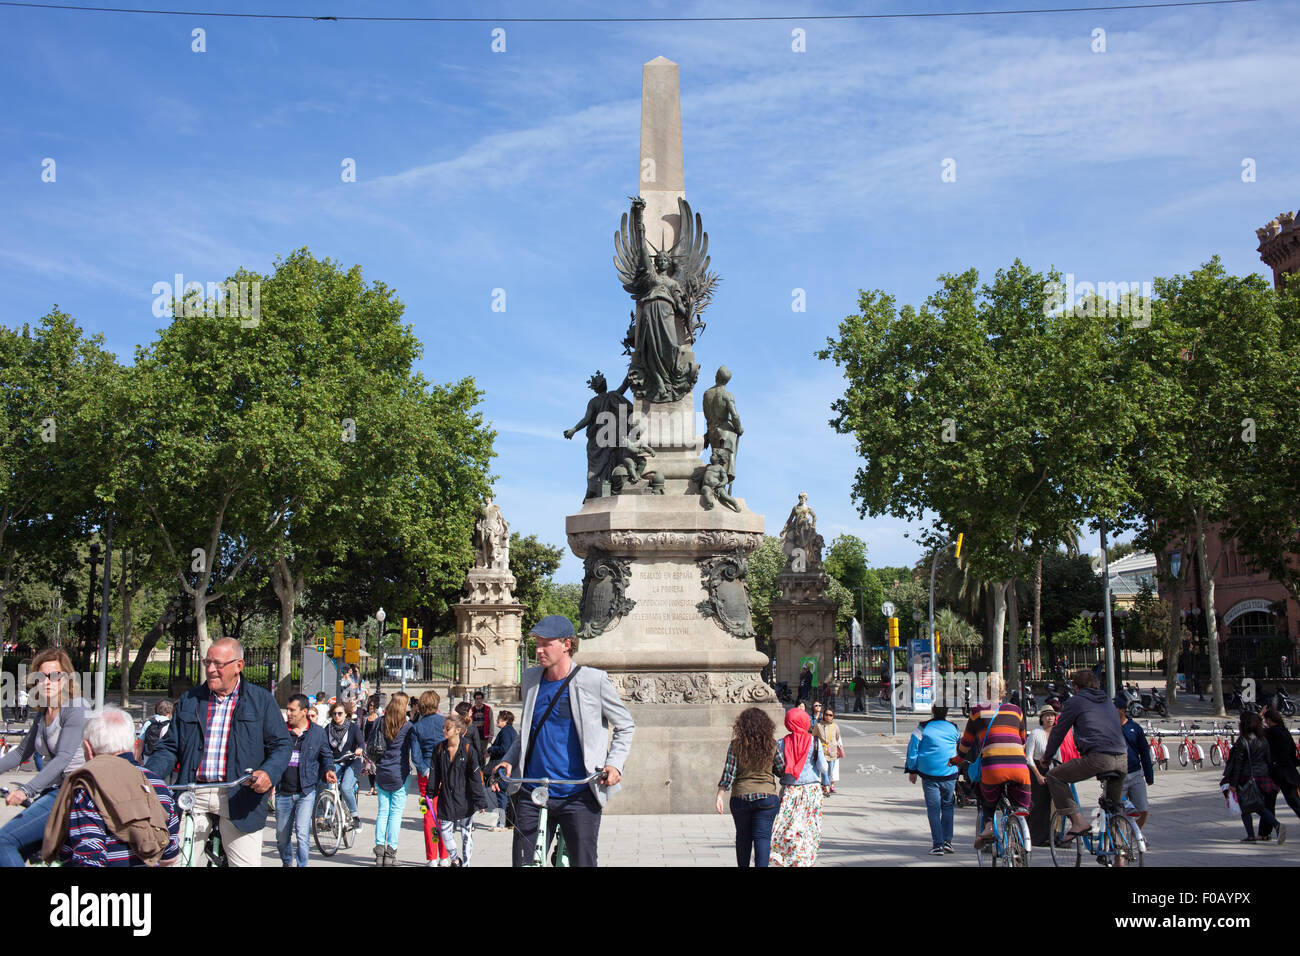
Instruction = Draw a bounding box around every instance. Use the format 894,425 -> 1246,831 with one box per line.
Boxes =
314,634 -> 326,653
333,620 -> 344,658
934,628 -> 941,656
887,616 -> 900,647
344,637 -> 360,664
401,617 -> 409,646
955,532 -> 963,559
407,628 -> 423,650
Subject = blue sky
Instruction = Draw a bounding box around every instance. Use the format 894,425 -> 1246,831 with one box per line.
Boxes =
2,0 -> 1294,584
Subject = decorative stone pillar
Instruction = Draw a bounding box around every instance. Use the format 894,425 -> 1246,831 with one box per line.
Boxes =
769,493 -> 836,696
453,500 -> 524,701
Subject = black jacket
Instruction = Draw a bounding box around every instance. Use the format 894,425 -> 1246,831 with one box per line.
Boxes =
428,739 -> 488,822
1264,724 -> 1300,787
324,719 -> 364,762
1222,734 -> 1271,787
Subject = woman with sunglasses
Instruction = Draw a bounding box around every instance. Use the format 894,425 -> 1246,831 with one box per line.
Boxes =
812,707 -> 843,795
325,703 -> 365,829
0,648 -> 89,866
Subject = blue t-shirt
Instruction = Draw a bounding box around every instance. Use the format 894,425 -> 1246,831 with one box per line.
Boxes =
524,675 -> 585,798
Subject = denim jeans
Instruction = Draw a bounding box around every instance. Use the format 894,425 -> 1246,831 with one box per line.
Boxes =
730,794 -> 780,867
375,783 -> 407,848
274,788 -> 316,867
922,776 -> 956,848
495,783 -> 510,828
0,789 -> 59,867
335,761 -> 359,817
511,788 -> 601,867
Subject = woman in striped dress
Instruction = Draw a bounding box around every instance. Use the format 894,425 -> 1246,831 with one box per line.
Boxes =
955,674 -> 1030,848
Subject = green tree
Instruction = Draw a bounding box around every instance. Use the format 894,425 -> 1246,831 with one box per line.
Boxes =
744,536 -> 784,653
509,534 -> 565,634
819,261 -> 1135,683
1118,258 -> 1295,714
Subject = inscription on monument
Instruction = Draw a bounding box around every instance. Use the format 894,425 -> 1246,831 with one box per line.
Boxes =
635,568 -> 702,635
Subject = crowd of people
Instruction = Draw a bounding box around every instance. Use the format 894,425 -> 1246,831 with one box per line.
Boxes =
2,641 -> 1297,869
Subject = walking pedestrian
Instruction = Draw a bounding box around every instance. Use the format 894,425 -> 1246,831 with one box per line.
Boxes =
361,695 -> 382,795
410,690 -> 450,866
454,701 -> 485,763
798,664 -> 813,705
1221,710 -> 1285,844
1025,708 -> 1058,847
0,649 -> 89,867
370,691 -> 414,866
853,671 -> 866,714
904,705 -> 960,855
769,707 -> 830,867
1262,704 -> 1300,824
428,715 -> 489,866
470,692 -> 493,755
1116,696 -> 1154,833
955,674 -> 1030,849
715,707 -> 781,867
143,638 -> 290,868
134,699 -> 173,763
276,694 -> 335,867
486,711 -> 518,832
494,614 -> 636,868
813,707 -> 843,794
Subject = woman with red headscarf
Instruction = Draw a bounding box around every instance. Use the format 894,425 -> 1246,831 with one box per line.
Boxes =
769,706 -> 831,867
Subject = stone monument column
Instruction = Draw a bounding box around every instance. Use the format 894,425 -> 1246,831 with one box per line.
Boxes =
770,494 -> 837,696
564,57 -> 779,815
453,499 -> 524,701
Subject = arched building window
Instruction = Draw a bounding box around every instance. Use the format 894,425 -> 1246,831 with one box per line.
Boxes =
1229,611 -> 1278,638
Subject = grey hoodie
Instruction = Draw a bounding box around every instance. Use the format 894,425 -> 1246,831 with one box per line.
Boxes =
1043,687 -> 1126,760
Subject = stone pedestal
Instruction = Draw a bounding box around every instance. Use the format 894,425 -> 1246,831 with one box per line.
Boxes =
567,493 -> 778,814
453,567 -> 524,702
770,571 -> 837,694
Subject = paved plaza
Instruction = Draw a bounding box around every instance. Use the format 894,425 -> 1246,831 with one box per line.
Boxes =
5,706 -> 1292,868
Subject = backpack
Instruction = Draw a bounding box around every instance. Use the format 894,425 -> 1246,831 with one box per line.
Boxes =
141,717 -> 170,758
365,717 -> 389,763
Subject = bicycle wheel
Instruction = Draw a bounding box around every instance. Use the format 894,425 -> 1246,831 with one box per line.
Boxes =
342,806 -> 356,849
1006,814 -> 1031,868
314,791 -> 342,857
973,810 -> 990,867
1209,742 -> 1221,766
1178,743 -> 1188,767
1049,810 -> 1080,867
1108,814 -> 1144,868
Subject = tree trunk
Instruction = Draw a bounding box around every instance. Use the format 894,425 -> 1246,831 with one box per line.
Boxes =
1194,508 -> 1226,716
1158,548 -> 1184,707
118,549 -> 132,707
1032,554 -> 1043,676
1008,583 -> 1021,700
988,580 -> 1009,680
271,556 -> 301,707
129,596 -> 182,690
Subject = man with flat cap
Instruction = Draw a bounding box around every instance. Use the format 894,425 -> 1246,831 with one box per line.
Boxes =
494,614 -> 635,867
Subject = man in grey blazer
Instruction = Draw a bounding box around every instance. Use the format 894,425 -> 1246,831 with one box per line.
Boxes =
495,614 -> 635,867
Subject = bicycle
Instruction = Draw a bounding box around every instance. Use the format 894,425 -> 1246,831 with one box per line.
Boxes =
1177,720 -> 1204,769
169,769 -> 255,867
973,791 -> 1031,868
314,754 -> 360,857
496,768 -> 607,867
1147,722 -> 1169,771
1049,772 -> 1144,868
1208,722 -> 1233,767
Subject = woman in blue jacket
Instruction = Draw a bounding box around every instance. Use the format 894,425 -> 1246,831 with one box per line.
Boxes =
486,711 -> 518,831
905,705 -> 961,855
371,692 -> 414,866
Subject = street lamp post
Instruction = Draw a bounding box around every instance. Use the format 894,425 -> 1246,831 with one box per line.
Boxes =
374,607 -> 398,701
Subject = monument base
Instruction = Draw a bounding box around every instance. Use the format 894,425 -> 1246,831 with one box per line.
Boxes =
602,700 -> 786,814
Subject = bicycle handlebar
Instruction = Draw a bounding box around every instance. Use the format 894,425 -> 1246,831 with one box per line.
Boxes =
496,768 -> 608,787
170,769 -> 257,792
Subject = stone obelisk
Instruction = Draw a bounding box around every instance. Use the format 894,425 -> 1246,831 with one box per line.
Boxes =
565,57 -> 778,815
